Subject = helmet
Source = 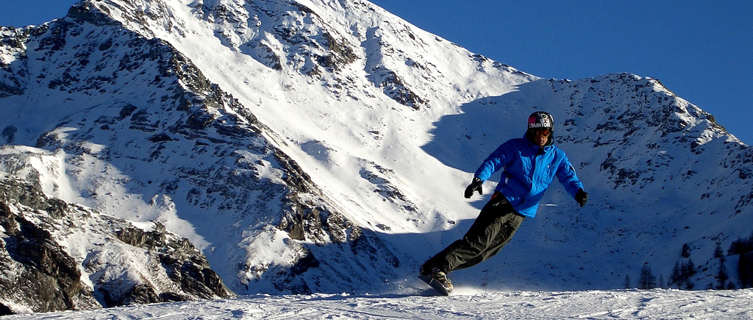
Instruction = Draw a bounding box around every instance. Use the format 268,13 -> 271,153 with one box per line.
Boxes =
527,111 -> 554,130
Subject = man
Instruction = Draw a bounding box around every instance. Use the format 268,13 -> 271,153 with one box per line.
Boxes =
419,111 -> 588,295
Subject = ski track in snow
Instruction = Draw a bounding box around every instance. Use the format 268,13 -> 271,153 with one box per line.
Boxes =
5,288 -> 752,319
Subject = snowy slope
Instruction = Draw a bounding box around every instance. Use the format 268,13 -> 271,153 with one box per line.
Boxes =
1,0 -> 752,311
3,289 -> 753,320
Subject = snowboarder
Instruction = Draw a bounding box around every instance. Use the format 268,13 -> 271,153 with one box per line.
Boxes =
419,111 -> 588,295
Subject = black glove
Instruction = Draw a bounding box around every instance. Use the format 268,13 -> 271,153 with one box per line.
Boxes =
576,188 -> 588,207
464,177 -> 483,198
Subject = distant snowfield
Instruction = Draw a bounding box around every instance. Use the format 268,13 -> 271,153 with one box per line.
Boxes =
6,288 -> 752,319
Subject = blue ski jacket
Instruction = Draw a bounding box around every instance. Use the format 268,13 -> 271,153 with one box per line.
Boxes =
474,136 -> 584,218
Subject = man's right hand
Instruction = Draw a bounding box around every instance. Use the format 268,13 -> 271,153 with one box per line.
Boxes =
464,177 -> 483,198
576,189 -> 588,207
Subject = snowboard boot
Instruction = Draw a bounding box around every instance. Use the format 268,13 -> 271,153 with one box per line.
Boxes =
419,267 -> 453,295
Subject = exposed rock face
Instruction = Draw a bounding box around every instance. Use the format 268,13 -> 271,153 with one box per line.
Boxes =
0,177 -> 232,314
0,199 -> 96,314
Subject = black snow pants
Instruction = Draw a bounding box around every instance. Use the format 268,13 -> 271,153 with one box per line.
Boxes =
421,192 -> 525,274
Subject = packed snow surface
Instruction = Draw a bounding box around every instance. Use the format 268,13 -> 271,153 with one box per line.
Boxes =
4,288 -> 752,319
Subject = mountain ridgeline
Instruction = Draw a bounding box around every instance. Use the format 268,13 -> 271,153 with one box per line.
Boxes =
0,0 -> 751,314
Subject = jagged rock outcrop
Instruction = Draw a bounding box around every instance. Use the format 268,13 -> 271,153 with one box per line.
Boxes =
0,177 -> 232,315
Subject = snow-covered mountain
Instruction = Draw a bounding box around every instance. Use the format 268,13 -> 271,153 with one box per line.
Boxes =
1,0 -> 752,315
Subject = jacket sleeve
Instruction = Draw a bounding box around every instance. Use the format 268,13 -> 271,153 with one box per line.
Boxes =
474,141 -> 512,181
556,152 -> 584,198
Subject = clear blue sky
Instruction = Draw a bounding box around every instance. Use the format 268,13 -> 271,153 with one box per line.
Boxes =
2,1 -> 751,144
